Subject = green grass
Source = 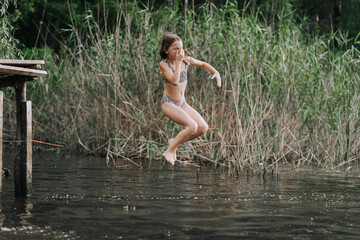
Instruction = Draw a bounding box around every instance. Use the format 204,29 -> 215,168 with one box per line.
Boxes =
6,0 -> 359,170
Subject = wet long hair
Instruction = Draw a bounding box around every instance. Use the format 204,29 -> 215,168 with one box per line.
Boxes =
159,33 -> 189,59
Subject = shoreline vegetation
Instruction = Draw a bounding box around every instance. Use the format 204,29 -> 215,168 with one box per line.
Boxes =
3,1 -> 360,171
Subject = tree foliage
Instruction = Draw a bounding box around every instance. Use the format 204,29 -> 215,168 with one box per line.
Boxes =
7,0 -> 360,50
0,0 -> 22,58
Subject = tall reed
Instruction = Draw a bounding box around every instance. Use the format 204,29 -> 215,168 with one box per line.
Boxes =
9,1 -> 359,170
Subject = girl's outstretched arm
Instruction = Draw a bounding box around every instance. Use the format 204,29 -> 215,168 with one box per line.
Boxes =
188,57 -> 221,88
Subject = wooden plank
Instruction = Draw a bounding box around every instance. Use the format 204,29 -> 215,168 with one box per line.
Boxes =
0,64 -> 42,70
0,60 -> 45,65
0,60 -> 44,69
0,91 -> 3,191
0,64 -> 47,77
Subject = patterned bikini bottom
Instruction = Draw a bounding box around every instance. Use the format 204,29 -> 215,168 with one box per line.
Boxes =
161,95 -> 186,108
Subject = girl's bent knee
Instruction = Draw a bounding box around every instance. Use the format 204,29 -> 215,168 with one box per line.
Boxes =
198,122 -> 208,135
187,121 -> 198,135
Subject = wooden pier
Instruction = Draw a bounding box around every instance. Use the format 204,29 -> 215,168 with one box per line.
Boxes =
0,60 -> 47,198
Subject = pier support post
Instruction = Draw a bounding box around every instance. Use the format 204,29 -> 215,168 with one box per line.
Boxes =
22,101 -> 32,190
0,60 -> 46,197
0,91 -> 3,191
14,82 -> 32,198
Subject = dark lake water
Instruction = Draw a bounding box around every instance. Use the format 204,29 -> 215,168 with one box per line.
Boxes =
0,152 -> 360,239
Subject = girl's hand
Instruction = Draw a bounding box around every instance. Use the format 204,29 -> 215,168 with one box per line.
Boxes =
211,71 -> 221,88
175,49 -> 184,63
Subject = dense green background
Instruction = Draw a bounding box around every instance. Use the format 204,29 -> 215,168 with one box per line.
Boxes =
1,0 -> 359,169
5,0 -> 360,51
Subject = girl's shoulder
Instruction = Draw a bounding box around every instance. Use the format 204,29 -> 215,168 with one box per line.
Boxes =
183,57 -> 190,65
185,56 -> 198,65
159,59 -> 168,68
184,56 -> 192,64
159,59 -> 175,72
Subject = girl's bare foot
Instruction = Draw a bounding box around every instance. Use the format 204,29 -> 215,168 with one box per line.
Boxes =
162,150 -> 175,165
168,138 -> 177,161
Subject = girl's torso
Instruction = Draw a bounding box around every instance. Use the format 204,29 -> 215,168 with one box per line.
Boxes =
160,58 -> 189,100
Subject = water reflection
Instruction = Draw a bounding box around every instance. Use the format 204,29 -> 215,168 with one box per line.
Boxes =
0,153 -> 359,239
0,200 -> 4,228
14,199 -> 33,226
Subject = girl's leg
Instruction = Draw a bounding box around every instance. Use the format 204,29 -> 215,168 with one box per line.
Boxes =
181,103 -> 209,142
162,103 -> 198,165
167,103 -> 208,153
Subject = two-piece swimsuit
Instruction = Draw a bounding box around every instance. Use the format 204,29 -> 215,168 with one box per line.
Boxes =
161,58 -> 189,108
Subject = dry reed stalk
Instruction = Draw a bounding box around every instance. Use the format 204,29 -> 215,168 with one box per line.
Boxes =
3,1 -> 358,171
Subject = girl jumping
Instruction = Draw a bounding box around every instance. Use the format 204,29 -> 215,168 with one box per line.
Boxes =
159,33 -> 221,165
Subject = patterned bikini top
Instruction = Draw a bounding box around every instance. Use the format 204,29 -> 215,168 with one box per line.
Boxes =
161,58 -> 189,83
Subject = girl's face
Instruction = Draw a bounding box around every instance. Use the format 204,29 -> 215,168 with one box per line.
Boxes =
166,40 -> 183,60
